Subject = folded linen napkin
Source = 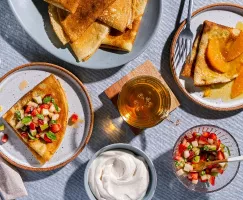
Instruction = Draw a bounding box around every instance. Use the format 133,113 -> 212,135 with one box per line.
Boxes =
0,157 -> 27,200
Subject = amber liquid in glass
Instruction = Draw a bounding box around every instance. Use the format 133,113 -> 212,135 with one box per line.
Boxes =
118,76 -> 171,128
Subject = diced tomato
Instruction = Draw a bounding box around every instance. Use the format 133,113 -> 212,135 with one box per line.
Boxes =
205,168 -> 211,174
217,151 -> 225,160
202,132 -> 210,138
178,144 -> 187,154
40,104 -> 50,109
207,165 -> 213,170
209,133 -> 217,140
200,154 -> 207,161
25,105 -> 33,113
38,119 -> 44,125
218,168 -> 224,174
216,139 -> 221,150
192,132 -> 199,138
44,134 -> 52,143
189,172 -> 198,180
70,113 -> 79,123
1,134 -> 8,143
200,178 -> 208,183
50,124 -> 61,133
182,138 -> 187,146
209,176 -> 215,186
199,136 -> 208,145
31,108 -> 38,117
37,107 -> 41,113
174,155 -> 183,161
36,134 -> 40,139
29,122 -> 36,130
188,151 -> 195,160
20,132 -> 28,138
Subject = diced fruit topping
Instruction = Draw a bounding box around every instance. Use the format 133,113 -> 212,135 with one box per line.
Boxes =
174,131 -> 228,186
0,124 -> 5,131
1,134 -> 8,143
13,95 -> 61,143
50,124 -> 61,133
70,113 -> 79,123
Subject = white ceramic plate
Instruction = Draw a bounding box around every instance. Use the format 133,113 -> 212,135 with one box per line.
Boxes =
171,3 -> 243,111
0,63 -> 93,171
7,0 -> 161,69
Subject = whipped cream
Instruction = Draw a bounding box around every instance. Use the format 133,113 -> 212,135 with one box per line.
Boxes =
88,150 -> 150,200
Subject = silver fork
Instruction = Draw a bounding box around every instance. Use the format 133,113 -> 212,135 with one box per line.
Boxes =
179,0 -> 194,63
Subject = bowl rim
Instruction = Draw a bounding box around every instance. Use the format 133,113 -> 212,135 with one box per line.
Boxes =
172,124 -> 241,193
84,143 -> 157,200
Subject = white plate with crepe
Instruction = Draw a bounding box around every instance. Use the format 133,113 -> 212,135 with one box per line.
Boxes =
171,3 -> 243,111
0,63 -> 93,171
7,0 -> 161,69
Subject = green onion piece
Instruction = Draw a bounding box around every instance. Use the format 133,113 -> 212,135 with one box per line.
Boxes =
51,99 -> 59,112
49,120 -> 57,125
200,171 -> 206,176
28,133 -> 36,140
187,144 -> 193,150
37,114 -> 44,120
21,126 -> 27,132
43,96 -> 52,104
15,110 -> 22,121
46,131 -> 57,141
21,116 -> 32,125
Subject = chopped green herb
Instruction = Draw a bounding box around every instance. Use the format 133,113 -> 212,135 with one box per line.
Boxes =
21,116 -> 32,125
15,110 -> 22,121
200,171 -> 206,176
51,99 -> 59,111
203,146 -> 209,151
43,96 -> 52,103
49,120 -> 57,125
175,161 -> 180,167
46,131 -> 57,141
28,133 -> 36,140
37,114 -> 44,120
187,144 -> 193,150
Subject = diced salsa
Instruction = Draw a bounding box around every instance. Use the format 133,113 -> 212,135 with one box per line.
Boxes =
14,95 -> 61,143
174,132 -> 230,186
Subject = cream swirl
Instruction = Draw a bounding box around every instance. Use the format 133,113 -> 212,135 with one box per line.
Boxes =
88,150 -> 150,200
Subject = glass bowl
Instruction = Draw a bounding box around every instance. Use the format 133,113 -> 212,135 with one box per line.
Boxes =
172,124 -> 240,193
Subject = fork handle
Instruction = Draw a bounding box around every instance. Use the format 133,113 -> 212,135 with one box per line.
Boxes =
187,0 -> 193,28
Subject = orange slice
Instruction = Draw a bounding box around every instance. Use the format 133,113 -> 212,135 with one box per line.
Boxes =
231,69 -> 243,98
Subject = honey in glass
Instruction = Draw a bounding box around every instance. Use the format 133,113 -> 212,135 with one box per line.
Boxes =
117,76 -> 171,128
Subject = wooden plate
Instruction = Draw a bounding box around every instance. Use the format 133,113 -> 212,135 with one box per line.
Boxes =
170,3 -> 243,111
0,63 -> 94,171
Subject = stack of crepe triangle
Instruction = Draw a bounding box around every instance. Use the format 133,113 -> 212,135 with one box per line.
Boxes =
46,0 -> 148,62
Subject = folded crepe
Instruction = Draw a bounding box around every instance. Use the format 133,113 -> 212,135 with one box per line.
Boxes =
60,0 -> 116,42
70,22 -> 110,61
48,5 -> 70,45
191,21 -> 241,86
101,0 -> 147,52
44,0 -> 80,14
98,0 -> 132,32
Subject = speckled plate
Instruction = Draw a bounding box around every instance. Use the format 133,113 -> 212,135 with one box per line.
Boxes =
7,0 -> 161,69
0,63 -> 94,171
170,3 -> 243,111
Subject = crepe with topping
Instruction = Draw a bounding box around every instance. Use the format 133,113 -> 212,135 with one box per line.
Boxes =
44,0 -> 80,14
3,75 -> 68,165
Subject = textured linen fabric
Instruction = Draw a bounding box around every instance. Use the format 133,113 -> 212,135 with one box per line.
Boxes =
1,0 -> 243,200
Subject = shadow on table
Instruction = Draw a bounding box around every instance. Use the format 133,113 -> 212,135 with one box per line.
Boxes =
0,1 -> 122,83
87,92 -> 139,153
19,166 -> 62,182
153,150 -> 209,200
64,161 -> 89,200
159,0 -> 242,119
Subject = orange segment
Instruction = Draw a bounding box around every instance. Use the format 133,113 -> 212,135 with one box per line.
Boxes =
207,39 -> 229,73
231,69 -> 243,98
223,31 -> 243,62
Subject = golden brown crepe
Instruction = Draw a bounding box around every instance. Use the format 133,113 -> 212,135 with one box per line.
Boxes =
3,75 -> 68,165
101,0 -> 147,51
98,0 -> 132,32
70,22 -> 110,61
60,0 -> 116,42
193,21 -> 240,86
44,0 -> 80,14
48,4 -> 70,45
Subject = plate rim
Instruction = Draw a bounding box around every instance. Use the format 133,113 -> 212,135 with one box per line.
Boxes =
7,0 -> 162,69
0,62 -> 94,171
170,3 -> 243,111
